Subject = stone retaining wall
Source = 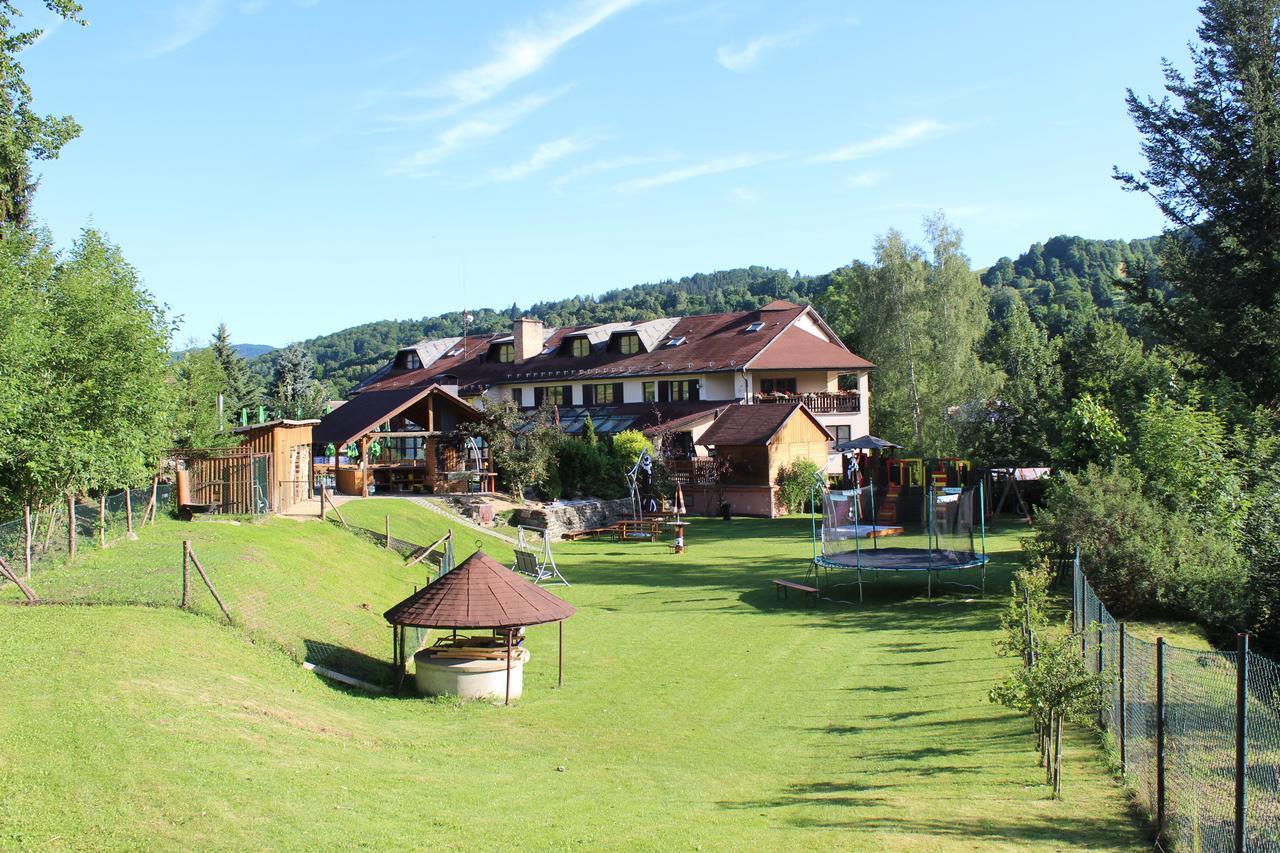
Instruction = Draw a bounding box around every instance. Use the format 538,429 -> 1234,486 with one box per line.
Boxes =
510,498 -> 634,538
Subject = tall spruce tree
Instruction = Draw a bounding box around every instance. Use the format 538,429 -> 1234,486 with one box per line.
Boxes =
210,322 -> 259,419
268,344 -> 325,419
1115,0 -> 1280,405
0,1 -> 85,227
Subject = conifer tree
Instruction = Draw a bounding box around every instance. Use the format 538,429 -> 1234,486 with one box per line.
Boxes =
1116,0 -> 1280,405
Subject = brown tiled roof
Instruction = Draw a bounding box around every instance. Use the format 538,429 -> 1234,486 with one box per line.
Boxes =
642,405 -> 729,435
355,301 -> 870,395
312,384 -> 480,449
697,402 -> 834,447
383,549 -> 575,629
747,325 -> 874,370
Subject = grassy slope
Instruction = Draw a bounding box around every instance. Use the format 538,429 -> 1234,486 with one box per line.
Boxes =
0,507 -> 1146,850
0,515 -> 497,681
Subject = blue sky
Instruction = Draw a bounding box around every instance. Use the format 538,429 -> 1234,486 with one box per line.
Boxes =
23,0 -> 1201,347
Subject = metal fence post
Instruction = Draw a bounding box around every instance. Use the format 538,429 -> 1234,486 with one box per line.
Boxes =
1235,632 -> 1249,853
1156,637 -> 1166,835
1119,623 -> 1127,773
1097,600 -> 1105,726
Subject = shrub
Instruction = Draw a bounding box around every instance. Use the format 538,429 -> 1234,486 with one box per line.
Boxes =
555,437 -> 627,500
775,459 -> 822,514
1033,464 -> 1246,626
611,430 -> 653,466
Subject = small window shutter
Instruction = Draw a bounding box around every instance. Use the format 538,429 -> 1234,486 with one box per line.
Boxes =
690,380 -> 701,402
613,383 -> 624,404
658,381 -> 671,403
534,387 -> 545,407
563,385 -> 574,406
583,385 -> 595,406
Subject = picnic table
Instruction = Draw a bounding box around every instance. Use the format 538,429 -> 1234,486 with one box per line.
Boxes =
614,518 -> 661,542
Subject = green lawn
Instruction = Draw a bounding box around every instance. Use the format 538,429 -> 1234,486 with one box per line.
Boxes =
0,504 -> 1147,850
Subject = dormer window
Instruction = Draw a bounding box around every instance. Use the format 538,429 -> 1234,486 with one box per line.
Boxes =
571,337 -> 590,358
489,342 -> 514,363
396,351 -> 422,370
745,321 -> 765,332
618,334 -> 641,355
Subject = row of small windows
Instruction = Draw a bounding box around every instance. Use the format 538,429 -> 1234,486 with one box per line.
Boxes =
509,379 -> 700,407
404,332 -> 654,368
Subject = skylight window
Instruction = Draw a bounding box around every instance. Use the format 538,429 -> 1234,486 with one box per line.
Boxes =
446,348 -> 462,358
665,336 -> 686,347
746,321 -> 765,332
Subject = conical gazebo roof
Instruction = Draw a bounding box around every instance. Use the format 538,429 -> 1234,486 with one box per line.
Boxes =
384,548 -> 576,629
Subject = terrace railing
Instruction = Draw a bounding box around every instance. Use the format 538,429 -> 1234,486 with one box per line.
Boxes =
752,390 -> 861,413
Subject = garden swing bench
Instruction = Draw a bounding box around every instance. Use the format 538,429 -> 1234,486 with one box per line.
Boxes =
513,525 -> 569,586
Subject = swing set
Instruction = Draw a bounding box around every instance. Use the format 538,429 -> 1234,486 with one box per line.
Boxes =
513,525 -> 569,586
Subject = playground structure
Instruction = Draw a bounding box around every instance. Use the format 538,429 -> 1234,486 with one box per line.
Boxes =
808,472 -> 988,601
513,526 -> 569,585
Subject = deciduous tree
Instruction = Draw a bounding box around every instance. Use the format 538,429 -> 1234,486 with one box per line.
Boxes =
0,1 -> 85,226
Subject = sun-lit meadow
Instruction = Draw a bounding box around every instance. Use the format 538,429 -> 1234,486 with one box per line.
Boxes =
0,501 -> 1146,850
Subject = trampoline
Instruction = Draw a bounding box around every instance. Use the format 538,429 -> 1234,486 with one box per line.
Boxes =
809,474 -> 988,600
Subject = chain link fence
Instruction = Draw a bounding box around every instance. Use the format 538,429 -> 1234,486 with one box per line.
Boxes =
0,485 -> 171,589
1073,555 -> 1280,851
2,493 -> 456,690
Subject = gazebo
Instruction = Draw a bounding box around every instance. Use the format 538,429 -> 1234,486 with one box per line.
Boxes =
383,548 -> 575,704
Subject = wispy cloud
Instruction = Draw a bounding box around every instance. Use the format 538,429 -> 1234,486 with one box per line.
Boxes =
731,186 -> 761,204
428,0 -> 644,108
812,120 -> 948,163
483,134 -> 600,183
143,0 -> 225,57
846,169 -> 884,189
387,90 -> 565,177
30,17 -> 64,47
715,26 -> 812,72
617,153 -> 782,192
551,151 -> 681,187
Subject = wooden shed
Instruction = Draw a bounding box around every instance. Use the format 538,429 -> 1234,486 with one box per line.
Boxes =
232,419 -> 319,513
688,402 -> 833,518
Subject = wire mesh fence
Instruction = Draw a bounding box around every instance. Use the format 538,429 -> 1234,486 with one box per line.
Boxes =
0,485 -> 171,591
1072,555 -> 1280,851
1,492 -> 455,689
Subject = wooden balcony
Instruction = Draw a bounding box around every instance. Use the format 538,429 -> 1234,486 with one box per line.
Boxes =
667,458 -> 722,485
752,390 -> 861,413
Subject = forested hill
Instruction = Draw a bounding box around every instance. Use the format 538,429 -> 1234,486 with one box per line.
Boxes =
250,236 -> 1161,396
981,234 -> 1162,337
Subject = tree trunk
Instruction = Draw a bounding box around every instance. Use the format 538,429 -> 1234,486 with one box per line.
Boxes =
68,494 -> 76,558
1053,716 -> 1063,798
23,505 -> 32,579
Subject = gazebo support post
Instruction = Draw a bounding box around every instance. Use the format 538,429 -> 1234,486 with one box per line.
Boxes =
559,620 -> 564,688
505,629 -> 513,706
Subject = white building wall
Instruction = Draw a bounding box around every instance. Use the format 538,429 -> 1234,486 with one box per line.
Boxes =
701,373 -> 737,401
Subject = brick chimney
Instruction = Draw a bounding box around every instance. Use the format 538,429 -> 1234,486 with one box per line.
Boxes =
513,317 -> 544,364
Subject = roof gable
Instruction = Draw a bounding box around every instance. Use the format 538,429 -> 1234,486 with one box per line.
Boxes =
312,383 -> 481,449
355,303 -> 872,394
697,402 -> 833,447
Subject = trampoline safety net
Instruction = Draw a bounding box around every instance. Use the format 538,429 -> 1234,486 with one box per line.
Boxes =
817,483 -> 987,573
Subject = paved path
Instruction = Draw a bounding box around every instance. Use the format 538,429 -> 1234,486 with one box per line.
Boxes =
403,496 -> 519,544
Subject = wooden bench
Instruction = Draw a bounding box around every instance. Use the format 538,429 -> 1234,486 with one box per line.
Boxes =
772,579 -> 819,606
561,526 -> 617,541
